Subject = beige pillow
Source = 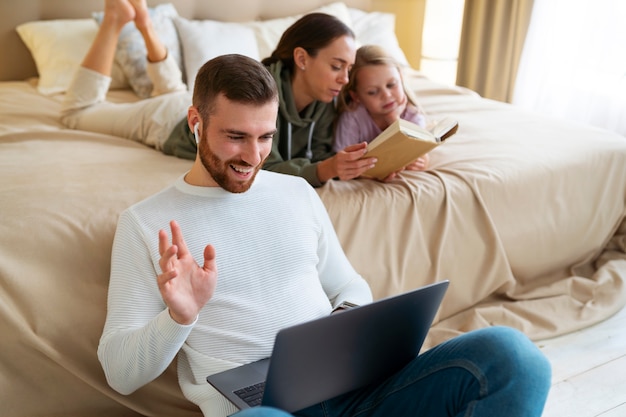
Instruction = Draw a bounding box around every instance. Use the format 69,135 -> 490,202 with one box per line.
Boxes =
248,2 -> 353,61
92,3 -> 182,98
174,17 -> 260,93
349,8 -> 410,67
16,19 -> 127,95
174,2 -> 353,91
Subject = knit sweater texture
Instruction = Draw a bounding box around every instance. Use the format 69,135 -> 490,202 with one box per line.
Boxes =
98,171 -> 372,416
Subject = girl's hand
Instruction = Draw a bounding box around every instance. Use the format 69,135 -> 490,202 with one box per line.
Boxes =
404,154 -> 430,171
378,154 -> 429,182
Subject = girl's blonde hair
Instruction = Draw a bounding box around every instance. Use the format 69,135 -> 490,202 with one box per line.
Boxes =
336,45 -> 422,116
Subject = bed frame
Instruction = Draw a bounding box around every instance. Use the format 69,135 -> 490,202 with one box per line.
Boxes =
0,0 -> 427,82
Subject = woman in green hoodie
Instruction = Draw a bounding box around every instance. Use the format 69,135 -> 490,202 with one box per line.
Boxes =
258,13 -> 377,187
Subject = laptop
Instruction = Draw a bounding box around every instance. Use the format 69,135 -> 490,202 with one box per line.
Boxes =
207,280 -> 449,413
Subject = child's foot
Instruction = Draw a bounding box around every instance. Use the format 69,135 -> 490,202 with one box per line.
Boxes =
102,0 -> 135,30
128,0 -> 151,31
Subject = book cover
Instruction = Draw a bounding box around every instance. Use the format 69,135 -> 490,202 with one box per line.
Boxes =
362,118 -> 458,180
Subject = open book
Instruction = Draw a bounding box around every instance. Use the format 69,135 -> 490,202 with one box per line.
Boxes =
362,117 -> 458,180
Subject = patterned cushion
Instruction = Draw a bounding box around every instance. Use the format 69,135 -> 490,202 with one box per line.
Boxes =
93,3 -> 182,98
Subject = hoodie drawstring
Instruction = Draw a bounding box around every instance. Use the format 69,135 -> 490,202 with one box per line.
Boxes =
287,123 -> 292,161
286,121 -> 315,161
305,121 -> 315,160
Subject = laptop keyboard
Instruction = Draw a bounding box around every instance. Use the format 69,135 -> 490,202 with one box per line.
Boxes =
234,381 -> 266,406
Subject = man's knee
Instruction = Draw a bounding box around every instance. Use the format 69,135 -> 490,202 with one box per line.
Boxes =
467,326 -> 552,390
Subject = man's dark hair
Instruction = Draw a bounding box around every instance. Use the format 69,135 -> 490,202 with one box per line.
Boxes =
193,54 -> 279,121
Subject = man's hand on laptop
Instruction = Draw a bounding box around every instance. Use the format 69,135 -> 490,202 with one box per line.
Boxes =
332,301 -> 358,313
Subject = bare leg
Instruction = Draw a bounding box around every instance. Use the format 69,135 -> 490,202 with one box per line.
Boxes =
129,0 -> 167,62
81,0 -> 135,76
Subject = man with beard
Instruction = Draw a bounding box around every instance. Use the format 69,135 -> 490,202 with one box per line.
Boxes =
99,54 -> 551,417
99,53 -> 373,417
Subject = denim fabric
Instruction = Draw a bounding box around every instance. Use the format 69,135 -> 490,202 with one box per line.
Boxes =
234,407 -> 293,417
234,326 -> 551,417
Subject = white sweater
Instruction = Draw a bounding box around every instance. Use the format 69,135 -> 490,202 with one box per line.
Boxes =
98,171 -> 372,416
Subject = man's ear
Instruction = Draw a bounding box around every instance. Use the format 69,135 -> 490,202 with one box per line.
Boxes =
187,106 -> 202,145
187,106 -> 201,132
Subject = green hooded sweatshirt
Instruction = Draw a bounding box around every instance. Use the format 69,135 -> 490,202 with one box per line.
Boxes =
162,61 -> 337,187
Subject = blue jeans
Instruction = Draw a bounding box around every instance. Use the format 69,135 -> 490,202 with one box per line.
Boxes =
234,326 -> 551,417
234,407 -> 293,417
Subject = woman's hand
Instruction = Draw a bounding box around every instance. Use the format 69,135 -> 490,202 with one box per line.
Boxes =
157,220 -> 217,325
316,142 -> 377,183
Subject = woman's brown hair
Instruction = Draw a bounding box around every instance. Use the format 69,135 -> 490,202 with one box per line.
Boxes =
261,13 -> 355,69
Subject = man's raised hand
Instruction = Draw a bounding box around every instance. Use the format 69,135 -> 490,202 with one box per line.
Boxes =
157,220 -> 217,325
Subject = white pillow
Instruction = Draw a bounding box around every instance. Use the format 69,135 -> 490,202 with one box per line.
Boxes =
93,3 -> 182,98
349,8 -> 410,67
249,2 -> 354,61
16,19 -> 127,95
173,17 -> 260,93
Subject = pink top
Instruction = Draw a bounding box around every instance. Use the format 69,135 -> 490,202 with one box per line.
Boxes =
333,103 -> 426,152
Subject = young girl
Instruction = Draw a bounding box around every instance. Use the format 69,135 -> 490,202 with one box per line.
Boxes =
333,45 -> 430,178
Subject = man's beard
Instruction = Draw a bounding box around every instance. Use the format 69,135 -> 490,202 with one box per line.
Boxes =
199,141 -> 262,193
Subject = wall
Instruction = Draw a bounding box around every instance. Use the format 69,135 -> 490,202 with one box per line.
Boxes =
372,0 -> 426,68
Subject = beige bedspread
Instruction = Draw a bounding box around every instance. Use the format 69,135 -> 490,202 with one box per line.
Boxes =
324,71 -> 626,346
2,73 -> 626,416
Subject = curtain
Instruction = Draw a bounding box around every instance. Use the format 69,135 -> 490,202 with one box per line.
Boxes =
456,0 -> 534,102
512,0 -> 626,137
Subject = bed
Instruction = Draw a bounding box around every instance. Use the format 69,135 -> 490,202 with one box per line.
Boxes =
2,1 -> 626,416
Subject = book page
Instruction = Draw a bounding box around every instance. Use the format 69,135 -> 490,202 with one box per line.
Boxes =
430,117 -> 459,142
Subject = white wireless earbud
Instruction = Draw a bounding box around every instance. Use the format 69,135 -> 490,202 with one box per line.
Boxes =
193,122 -> 200,144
